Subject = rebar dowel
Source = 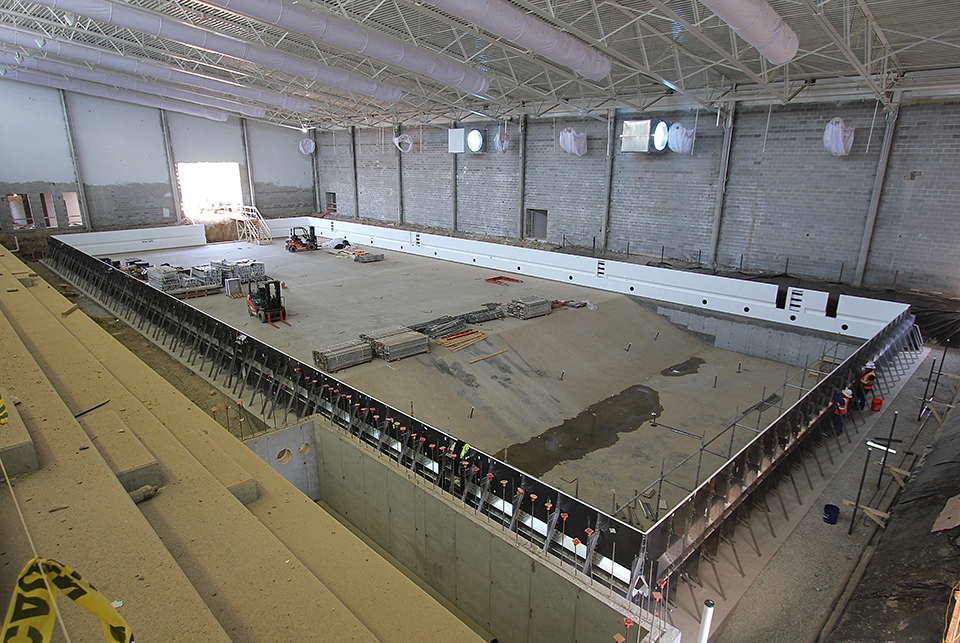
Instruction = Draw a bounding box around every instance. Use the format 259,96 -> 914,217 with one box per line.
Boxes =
655,459 -> 665,520
695,431 -> 706,487
848,445 -> 873,535
930,339 -> 950,406
877,411 -> 899,488
919,358 -> 937,421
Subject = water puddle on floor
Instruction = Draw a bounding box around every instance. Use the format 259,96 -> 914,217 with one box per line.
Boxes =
661,356 -> 705,377
494,385 -> 663,477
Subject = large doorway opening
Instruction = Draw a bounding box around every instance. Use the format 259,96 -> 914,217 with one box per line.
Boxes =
176,162 -> 244,221
525,208 -> 548,240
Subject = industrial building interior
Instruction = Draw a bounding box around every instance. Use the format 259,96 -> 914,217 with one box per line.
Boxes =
3,0 -> 960,642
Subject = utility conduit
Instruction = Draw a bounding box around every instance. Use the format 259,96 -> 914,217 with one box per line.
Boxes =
27,0 -> 402,103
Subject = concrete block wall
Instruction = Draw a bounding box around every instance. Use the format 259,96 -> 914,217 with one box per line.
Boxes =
456,121 -> 521,237
865,102 -> 960,294
317,129 -> 357,218
609,109 -> 722,259
355,127 -> 399,222
311,417 -> 657,643
400,125 -> 454,229
719,101 -> 881,278
523,117 -> 609,246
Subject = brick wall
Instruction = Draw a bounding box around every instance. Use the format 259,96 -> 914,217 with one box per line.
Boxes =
317,129 -> 356,218
865,102 -> 960,294
401,126 -> 454,230
523,117 -> 607,246
456,122 -> 521,237
719,102 -> 881,279
355,127 -> 399,222
608,109 -> 721,260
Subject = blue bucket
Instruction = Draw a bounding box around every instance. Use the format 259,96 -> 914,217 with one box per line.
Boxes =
823,504 -> 840,525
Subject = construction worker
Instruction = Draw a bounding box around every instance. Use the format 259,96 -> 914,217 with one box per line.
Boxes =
856,360 -> 877,410
831,388 -> 853,435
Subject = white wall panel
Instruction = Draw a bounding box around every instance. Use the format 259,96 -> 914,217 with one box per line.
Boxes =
0,80 -> 76,183
246,121 -> 313,188
167,112 -> 245,163
55,224 -> 206,254
66,93 -> 169,184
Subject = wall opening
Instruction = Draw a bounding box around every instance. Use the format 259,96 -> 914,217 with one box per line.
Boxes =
6,194 -> 35,230
325,192 -> 337,213
40,193 -> 58,228
525,208 -> 547,240
63,192 -> 83,227
176,162 -> 243,221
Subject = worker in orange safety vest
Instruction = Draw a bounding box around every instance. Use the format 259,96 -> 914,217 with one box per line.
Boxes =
831,388 -> 853,435
856,361 -> 877,410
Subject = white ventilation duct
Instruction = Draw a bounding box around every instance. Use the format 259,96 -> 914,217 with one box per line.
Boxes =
203,0 -> 489,96
28,0 -> 402,103
420,0 -> 611,80
0,51 -> 265,117
698,0 -> 799,65
0,25 -> 312,113
0,69 -> 228,121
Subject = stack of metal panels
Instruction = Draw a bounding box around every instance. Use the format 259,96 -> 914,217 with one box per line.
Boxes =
410,316 -> 465,338
190,264 -> 223,285
378,331 -> 430,361
506,296 -> 552,320
359,326 -> 410,343
180,275 -> 204,289
210,259 -> 265,283
313,340 -> 373,372
354,253 -> 384,263
146,266 -> 182,292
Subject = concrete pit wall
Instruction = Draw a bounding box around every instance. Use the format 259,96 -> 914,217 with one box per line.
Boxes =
300,417 -> 678,643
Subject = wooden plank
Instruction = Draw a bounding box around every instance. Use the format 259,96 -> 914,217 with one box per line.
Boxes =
468,349 -> 508,364
61,303 -> 80,317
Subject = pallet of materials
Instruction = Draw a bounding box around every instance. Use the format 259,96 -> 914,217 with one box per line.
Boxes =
354,253 -> 385,263
377,331 -> 430,361
461,307 -> 504,324
190,264 -> 223,285
411,316 -> 466,338
210,259 -> 265,283
313,340 -> 373,372
506,296 -> 552,320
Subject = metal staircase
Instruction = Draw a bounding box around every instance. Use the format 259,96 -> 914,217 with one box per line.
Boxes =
205,203 -> 273,245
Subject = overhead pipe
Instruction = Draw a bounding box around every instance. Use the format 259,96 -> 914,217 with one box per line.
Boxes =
0,69 -> 228,121
0,25 -> 312,113
203,0 -> 489,96
0,51 -> 266,117
698,0 -> 799,65
27,0 -> 402,103
420,0 -> 611,80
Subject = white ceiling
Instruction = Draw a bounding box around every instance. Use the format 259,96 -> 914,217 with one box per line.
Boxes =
1,0 -> 959,129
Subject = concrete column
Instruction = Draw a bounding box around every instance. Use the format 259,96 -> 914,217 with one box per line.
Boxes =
600,109 -> 616,250
517,115 -> 527,239
350,126 -> 360,219
311,128 -> 321,213
854,98 -> 900,286
708,102 -> 736,267
59,89 -> 91,231
240,118 -> 257,209
451,121 -> 458,232
394,124 -> 404,224
159,109 -> 183,223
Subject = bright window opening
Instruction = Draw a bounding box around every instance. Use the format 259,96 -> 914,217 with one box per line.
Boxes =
6,194 -> 35,230
40,193 -> 58,228
63,192 -> 83,227
176,162 -> 244,222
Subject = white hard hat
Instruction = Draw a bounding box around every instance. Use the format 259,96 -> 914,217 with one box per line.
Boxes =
865,361 -> 875,369
842,388 -> 853,398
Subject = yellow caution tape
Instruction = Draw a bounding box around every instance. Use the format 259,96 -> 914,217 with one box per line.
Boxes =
2,557 -> 133,643
0,392 -> 7,426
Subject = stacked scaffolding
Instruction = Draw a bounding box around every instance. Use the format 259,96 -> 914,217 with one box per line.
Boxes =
377,331 -> 430,361
461,307 -> 504,324
506,296 -> 552,320
359,326 -> 410,343
146,266 -> 183,292
313,340 -> 373,372
409,316 -> 465,338
210,259 -> 266,283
